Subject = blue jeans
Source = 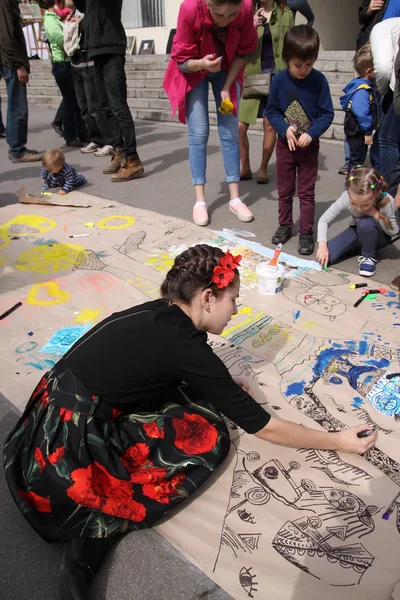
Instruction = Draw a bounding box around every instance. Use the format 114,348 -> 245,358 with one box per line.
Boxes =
0,65 -> 28,157
328,216 -> 391,263
0,95 -> 5,134
379,103 -> 400,180
186,72 -> 240,185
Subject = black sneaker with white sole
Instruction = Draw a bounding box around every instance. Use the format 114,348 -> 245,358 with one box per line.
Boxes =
271,225 -> 291,245
298,232 -> 315,255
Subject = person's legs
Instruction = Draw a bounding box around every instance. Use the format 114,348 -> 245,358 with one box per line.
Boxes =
258,116 -> 276,180
100,54 -> 138,160
239,121 -> 252,178
0,65 -> 28,157
370,127 -> 380,171
81,65 -> 103,146
212,75 -> 253,221
327,226 -> 360,264
52,62 -> 83,143
347,134 -> 368,171
0,95 -> 5,135
72,66 -> 102,148
356,216 -> 390,258
338,137 -> 350,174
379,103 -> 400,180
53,100 -> 64,127
93,57 -> 122,149
297,141 -> 319,234
273,137 -> 296,244
387,156 -> 400,196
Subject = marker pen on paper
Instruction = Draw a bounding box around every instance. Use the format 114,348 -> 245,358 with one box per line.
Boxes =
386,372 -> 400,380
349,283 -> 368,289
366,288 -> 387,294
69,234 -> 92,238
354,292 -> 368,308
0,301 -> 22,320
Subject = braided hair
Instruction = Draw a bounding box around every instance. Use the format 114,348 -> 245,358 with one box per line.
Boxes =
346,166 -> 393,230
161,244 -> 239,303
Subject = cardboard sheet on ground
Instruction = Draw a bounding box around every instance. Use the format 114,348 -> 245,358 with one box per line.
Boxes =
1,193 -> 400,600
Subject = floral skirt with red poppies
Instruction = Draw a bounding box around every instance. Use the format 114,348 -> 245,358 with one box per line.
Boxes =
3,360 -> 230,542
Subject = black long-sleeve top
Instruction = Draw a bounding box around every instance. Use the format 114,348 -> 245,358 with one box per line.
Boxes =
64,299 -> 271,434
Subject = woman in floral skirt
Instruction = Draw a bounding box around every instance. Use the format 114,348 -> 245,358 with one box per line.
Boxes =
3,244 -> 377,600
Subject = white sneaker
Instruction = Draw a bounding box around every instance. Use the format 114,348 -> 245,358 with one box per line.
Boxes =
94,145 -> 114,157
80,142 -> 100,154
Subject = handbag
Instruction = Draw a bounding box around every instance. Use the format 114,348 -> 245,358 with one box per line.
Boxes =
242,72 -> 271,100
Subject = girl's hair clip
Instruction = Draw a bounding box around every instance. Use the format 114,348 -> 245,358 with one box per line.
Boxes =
381,191 -> 388,196
370,184 -> 375,189
348,175 -> 355,181
350,167 -> 356,174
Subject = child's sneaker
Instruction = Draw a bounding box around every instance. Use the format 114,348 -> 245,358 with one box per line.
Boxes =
358,256 -> 377,277
298,233 -> 315,255
271,225 -> 291,245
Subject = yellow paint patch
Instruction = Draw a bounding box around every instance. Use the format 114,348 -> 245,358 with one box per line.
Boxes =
27,281 -> 71,306
222,311 -> 264,337
97,215 -> 135,230
74,308 -> 102,324
0,226 -> 9,250
5,214 -> 57,235
15,243 -> 83,275
145,253 -> 175,274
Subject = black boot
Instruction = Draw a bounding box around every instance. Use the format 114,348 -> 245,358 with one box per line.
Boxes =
59,536 -> 118,600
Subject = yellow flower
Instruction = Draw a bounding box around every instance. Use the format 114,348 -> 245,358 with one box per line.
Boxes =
15,243 -> 84,275
218,99 -> 234,115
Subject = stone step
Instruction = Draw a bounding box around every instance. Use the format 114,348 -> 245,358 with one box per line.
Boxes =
324,71 -> 352,84
314,60 -> 354,73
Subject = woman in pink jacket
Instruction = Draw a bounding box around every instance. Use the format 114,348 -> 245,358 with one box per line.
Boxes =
163,0 -> 258,227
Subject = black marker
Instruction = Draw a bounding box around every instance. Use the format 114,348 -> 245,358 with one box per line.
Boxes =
357,429 -> 374,438
386,373 -> 400,380
354,292 -> 368,308
0,301 -> 22,320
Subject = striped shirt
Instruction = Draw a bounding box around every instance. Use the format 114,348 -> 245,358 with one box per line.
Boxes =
41,163 -> 85,193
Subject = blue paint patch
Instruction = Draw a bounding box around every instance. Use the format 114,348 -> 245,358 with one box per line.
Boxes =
39,324 -> 92,356
27,331 -> 34,336
284,380 -> 306,397
388,301 -> 400,309
34,238 -> 58,247
96,251 -> 108,258
329,377 -> 342,385
358,341 -> 368,355
364,358 -> 390,368
385,290 -> 397,298
24,358 -> 56,370
15,341 -> 38,354
351,396 -> 364,408
293,310 -> 301,322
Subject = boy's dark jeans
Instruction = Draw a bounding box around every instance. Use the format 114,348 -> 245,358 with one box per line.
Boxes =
52,61 -> 87,143
347,132 -> 380,173
94,54 -> 138,160
0,65 -> 28,157
72,65 -> 103,146
276,137 -> 319,235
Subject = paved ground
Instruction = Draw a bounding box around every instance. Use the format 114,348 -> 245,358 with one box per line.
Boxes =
1,105 -> 398,286
1,106 -> 399,600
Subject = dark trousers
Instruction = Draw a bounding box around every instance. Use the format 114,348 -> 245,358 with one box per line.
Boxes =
387,157 -> 400,197
276,137 -> 319,235
328,216 -> 390,263
0,65 -> 28,157
379,103 -> 400,180
52,62 -> 88,143
94,54 -> 138,159
347,132 -> 380,172
53,100 -> 64,127
72,65 -> 103,146
0,95 -> 5,134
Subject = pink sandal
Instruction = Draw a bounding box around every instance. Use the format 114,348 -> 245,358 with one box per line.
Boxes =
229,199 -> 254,222
193,202 -> 209,227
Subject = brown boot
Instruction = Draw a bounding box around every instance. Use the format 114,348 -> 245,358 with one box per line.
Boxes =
102,149 -> 125,174
111,157 -> 144,182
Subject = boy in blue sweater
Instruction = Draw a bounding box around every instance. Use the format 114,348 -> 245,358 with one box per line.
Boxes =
265,25 -> 334,255
340,43 -> 379,174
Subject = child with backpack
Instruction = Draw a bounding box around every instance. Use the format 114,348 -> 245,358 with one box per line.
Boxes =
340,43 -> 380,173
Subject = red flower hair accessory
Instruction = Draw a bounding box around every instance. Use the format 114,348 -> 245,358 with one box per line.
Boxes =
211,251 -> 242,289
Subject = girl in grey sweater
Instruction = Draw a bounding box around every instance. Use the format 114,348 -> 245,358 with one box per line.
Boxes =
316,166 -> 399,277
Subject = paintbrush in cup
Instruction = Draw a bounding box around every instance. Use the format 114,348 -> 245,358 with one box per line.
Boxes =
268,243 -> 282,267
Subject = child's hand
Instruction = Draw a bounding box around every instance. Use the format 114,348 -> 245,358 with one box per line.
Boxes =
58,190 -> 67,195
220,89 -> 231,103
286,126 -> 298,151
297,133 -> 312,148
316,242 -> 329,267
364,134 -> 373,145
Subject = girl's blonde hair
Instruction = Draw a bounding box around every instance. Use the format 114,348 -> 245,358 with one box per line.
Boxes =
346,166 -> 393,230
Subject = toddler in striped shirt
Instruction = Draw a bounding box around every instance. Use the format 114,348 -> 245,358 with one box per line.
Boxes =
41,149 -> 86,195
